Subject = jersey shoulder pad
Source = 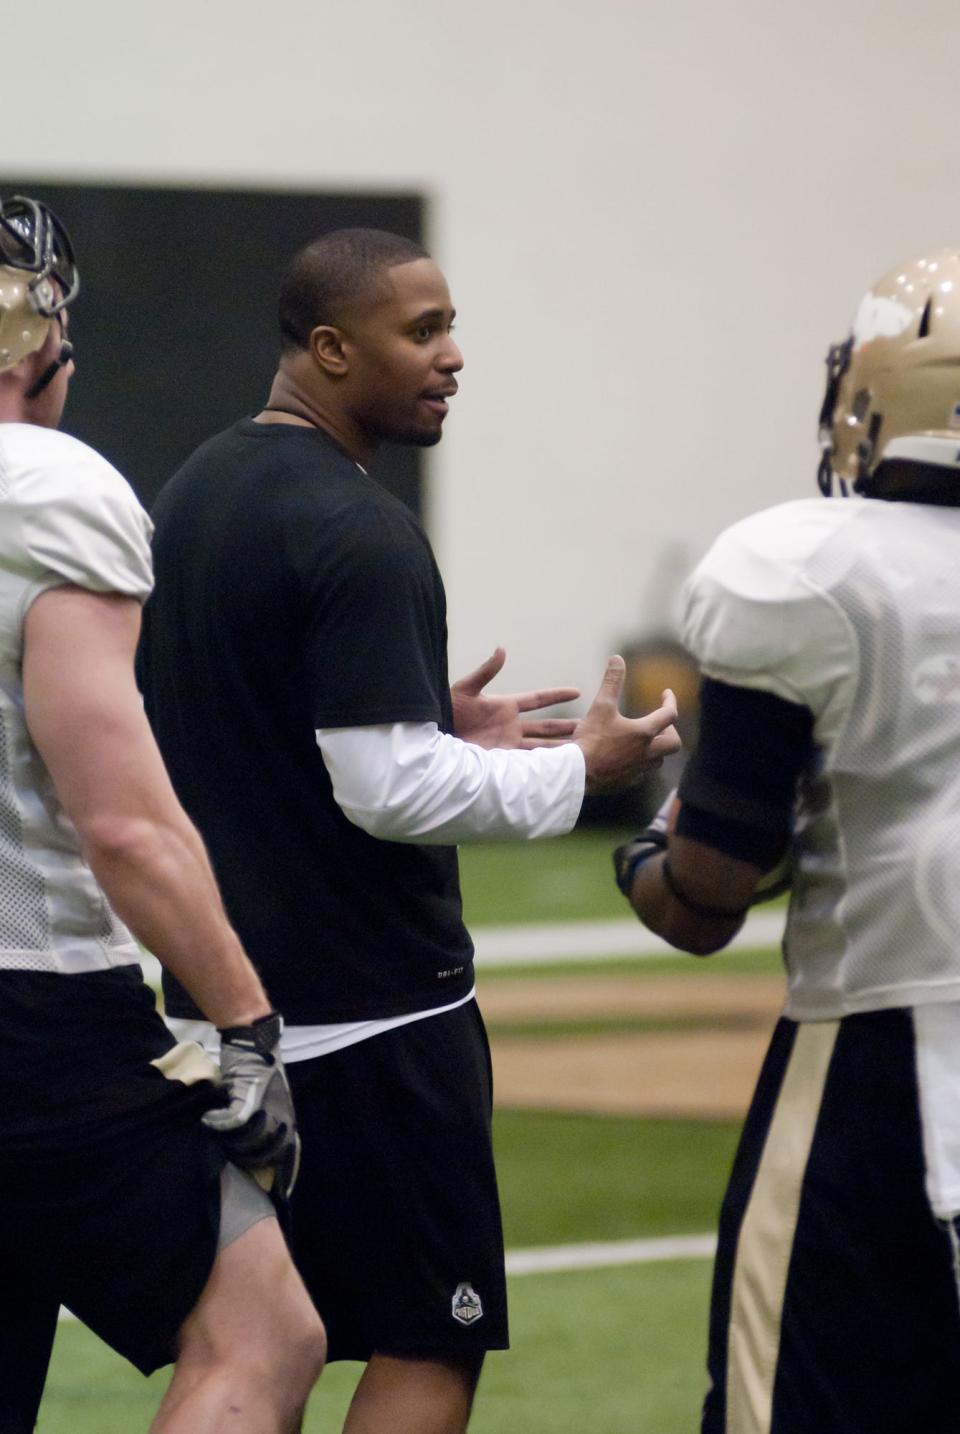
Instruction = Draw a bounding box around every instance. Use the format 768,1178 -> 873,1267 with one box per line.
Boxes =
0,425 -> 153,599
681,499 -> 856,714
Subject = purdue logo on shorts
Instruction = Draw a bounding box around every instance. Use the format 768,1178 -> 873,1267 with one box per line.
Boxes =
451,1281 -> 483,1325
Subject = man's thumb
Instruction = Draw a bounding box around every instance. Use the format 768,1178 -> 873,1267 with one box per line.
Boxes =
457,646 -> 506,695
597,654 -> 626,706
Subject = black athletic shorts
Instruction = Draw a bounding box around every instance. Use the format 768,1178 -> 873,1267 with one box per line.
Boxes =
703,1008 -> 960,1434
0,968 -> 230,1432
286,997 -> 509,1362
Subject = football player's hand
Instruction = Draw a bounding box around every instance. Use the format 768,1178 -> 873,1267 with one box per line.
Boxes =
203,1011 -> 300,1199
451,646 -> 579,750
575,658 -> 681,793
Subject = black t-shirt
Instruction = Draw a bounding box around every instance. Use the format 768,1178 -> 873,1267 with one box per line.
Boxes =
138,420 -> 474,1023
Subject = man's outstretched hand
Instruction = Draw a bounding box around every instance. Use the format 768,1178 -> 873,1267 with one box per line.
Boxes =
451,646 -> 579,750
574,656 -> 681,793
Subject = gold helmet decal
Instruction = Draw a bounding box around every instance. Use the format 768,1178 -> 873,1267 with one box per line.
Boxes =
0,196 -> 78,374
818,250 -> 960,495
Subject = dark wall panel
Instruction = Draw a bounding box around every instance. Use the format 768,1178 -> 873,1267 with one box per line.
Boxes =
0,181 -> 424,512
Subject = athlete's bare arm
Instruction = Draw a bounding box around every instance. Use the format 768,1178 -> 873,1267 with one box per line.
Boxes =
625,804 -> 763,956
22,584 -> 271,1028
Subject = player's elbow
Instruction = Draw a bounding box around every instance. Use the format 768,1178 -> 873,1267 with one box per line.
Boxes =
657,909 -> 744,957
77,812 -> 165,870
686,926 -> 740,957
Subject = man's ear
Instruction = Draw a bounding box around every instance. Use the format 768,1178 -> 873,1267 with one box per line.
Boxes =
0,347 -> 40,395
309,325 -> 349,377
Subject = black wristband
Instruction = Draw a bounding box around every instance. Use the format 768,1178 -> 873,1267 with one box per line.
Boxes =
661,857 -> 748,922
612,833 -> 666,896
218,1010 -> 283,1054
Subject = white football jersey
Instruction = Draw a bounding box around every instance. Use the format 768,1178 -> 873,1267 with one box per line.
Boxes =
0,423 -> 153,973
683,495 -> 960,1020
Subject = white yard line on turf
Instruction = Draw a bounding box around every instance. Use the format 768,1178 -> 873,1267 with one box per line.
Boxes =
59,1234 -> 717,1319
472,909 -> 785,966
505,1233 -> 717,1275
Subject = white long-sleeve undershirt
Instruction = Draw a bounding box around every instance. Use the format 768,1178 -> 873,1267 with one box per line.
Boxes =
315,721 -> 585,842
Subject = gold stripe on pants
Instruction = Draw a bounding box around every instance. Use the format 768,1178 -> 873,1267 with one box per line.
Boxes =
726,1020 -> 840,1434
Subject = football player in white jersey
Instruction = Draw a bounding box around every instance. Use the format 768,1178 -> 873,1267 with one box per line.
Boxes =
0,196 -> 324,1432
616,251 -> 960,1433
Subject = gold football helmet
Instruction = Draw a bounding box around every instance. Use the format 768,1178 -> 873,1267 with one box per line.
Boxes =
818,250 -> 960,495
0,195 -> 78,373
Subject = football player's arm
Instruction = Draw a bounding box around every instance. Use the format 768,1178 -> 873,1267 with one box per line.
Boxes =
618,680 -> 814,955
22,585 -> 271,1028
624,828 -> 764,955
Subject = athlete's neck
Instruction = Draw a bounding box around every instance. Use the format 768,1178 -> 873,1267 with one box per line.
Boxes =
254,373 -> 376,468
252,404 -> 369,473
255,406 -> 317,427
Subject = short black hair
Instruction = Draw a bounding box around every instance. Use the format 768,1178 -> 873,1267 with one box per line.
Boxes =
278,228 -> 429,351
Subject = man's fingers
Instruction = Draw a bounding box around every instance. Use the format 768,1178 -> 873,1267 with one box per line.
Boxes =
636,687 -> 678,734
521,717 -> 578,738
590,655 -> 626,711
648,724 -> 682,759
453,646 -> 506,696
653,687 -> 678,727
516,686 -> 580,713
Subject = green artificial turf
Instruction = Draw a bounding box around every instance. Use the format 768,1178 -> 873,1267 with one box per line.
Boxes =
459,828 -> 638,926
493,1110 -> 737,1248
40,1261 -> 715,1434
36,1110 -> 733,1431
459,823 -> 789,933
469,1261 -> 713,1434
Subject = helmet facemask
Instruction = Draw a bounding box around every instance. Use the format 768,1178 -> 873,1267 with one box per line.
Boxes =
0,195 -> 79,374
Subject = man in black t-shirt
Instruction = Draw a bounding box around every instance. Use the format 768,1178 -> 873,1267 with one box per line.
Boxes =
139,228 -> 680,1434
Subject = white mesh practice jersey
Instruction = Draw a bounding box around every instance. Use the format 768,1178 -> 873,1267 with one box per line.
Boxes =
683,495 -> 960,1021
0,423 -> 153,973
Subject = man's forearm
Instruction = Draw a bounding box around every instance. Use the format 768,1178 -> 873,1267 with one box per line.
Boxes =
627,849 -> 746,956
80,812 -> 271,1028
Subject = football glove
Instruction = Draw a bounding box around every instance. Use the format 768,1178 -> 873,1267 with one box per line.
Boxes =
612,788 -> 676,896
202,1011 -> 300,1200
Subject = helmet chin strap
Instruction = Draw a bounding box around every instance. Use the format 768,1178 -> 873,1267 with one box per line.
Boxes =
24,338 -> 72,401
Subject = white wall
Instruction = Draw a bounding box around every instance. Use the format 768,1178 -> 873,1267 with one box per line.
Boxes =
5,0 -> 959,703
